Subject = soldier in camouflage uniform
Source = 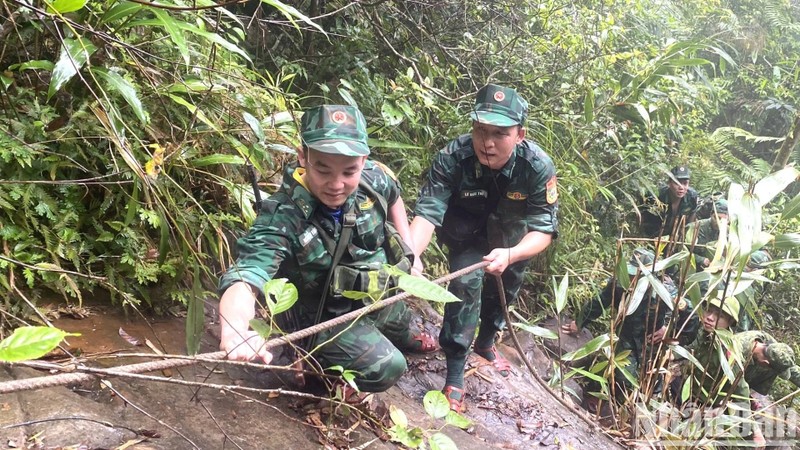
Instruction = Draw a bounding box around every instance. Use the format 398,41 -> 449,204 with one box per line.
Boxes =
640,165 -> 699,239
735,330 -> 800,396
410,84 -> 558,411
218,105 -> 435,393
686,199 -> 728,269
562,248 -> 699,398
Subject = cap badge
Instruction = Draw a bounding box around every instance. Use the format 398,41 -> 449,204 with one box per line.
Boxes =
331,110 -> 347,124
493,91 -> 505,102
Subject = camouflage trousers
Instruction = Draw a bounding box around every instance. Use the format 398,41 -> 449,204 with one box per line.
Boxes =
440,242 -> 527,368
313,301 -> 413,392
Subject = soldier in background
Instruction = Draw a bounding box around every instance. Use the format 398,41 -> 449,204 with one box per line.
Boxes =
640,166 -> 699,240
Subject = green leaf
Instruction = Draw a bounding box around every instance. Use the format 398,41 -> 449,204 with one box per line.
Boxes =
263,278 -> 298,315
429,432 -> 457,450
96,231 -> 114,242
653,250 -> 689,272
152,9 -> 189,65
512,322 -> 558,340
100,1 -> 142,25
754,166 -> 799,206
774,233 -> 800,249
632,103 -> 651,130
562,333 -> 610,361
342,290 -> 373,301
565,366 -> 607,384
48,37 -> 97,100
243,112 -> 265,142
780,192 -> 800,221
192,154 -> 245,167
47,0 -> 87,14
367,138 -> 423,150
260,0 -> 325,35
397,275 -> 461,303
444,410 -> 471,429
91,67 -> 149,124
583,88 -> 594,123
423,390 -> 451,419
736,193 -> 761,256
554,274 -> 569,314
0,326 -> 78,362
168,94 -> 219,132
626,277 -> 651,316
0,73 -> 11,90
381,101 -> 404,126
9,60 -> 55,71
616,250 -> 631,289
667,57 -> 712,67
389,405 -> 408,429
645,273 -> 674,311
186,265 -> 204,355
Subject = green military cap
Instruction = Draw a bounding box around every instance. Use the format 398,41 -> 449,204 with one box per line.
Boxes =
627,247 -> 655,275
671,165 -> 691,180
748,250 -> 772,269
707,294 -> 740,325
300,105 -> 370,156
766,343 -> 796,372
714,199 -> 728,216
469,83 -> 528,127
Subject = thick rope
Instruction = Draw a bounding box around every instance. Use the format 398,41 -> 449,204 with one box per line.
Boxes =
0,261 -> 489,395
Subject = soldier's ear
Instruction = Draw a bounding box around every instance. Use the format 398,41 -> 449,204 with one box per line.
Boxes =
297,146 -> 308,167
516,126 -> 526,143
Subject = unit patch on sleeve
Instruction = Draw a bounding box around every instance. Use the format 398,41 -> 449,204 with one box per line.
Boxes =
546,176 -> 558,204
506,191 -> 528,200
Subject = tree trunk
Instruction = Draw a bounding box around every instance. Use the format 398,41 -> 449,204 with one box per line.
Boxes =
772,114 -> 800,172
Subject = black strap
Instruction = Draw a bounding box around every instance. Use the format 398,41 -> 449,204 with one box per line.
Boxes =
312,208 -> 356,328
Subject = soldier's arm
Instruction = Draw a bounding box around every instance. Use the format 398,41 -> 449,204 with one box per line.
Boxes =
411,150 -> 457,260
219,282 -> 272,364
784,365 -> 800,389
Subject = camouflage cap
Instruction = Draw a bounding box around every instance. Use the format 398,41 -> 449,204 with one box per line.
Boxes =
748,250 -> 772,269
714,199 -> 728,216
300,105 -> 370,156
671,165 -> 691,180
627,247 -> 656,275
707,294 -> 740,325
469,84 -> 528,127
765,343 -> 795,372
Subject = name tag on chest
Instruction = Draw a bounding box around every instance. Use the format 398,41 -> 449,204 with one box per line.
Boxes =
460,190 -> 488,199
299,227 -> 319,246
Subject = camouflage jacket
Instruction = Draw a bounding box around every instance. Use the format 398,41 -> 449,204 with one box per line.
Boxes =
640,185 -> 698,238
414,134 -> 558,249
735,330 -> 800,395
576,277 -> 698,346
687,331 -> 751,406
218,160 -> 401,321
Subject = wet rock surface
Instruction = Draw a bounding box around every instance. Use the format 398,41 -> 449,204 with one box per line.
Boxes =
0,301 -> 623,449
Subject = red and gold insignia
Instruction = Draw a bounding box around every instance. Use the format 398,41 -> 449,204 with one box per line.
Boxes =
506,191 -> 527,200
494,91 -> 505,102
331,110 -> 347,124
546,176 -> 558,204
678,299 -> 687,311
359,197 -> 375,210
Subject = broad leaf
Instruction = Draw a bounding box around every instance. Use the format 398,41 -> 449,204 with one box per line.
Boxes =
389,405 -> 408,428
48,37 -> 97,100
554,274 -> 569,314
653,250 -> 689,272
423,390 -> 451,419
616,250 -> 631,289
243,112 -> 265,142
152,9 -> 189,65
645,273 -> 674,310
99,1 -> 142,24
91,67 -> 149,124
192,154 -> 245,167
429,432 -> 457,450
444,411 -> 471,429
774,233 -> 800,249
736,193 -> 761,256
562,333 -> 610,361
0,326 -> 78,362
260,0 -> 325,34
186,266 -> 204,355
626,277 -> 651,316
47,0 -> 87,14
512,322 -> 558,340
753,166 -> 799,206
781,192 -> 800,221
263,278 -> 298,315
397,275 -> 460,303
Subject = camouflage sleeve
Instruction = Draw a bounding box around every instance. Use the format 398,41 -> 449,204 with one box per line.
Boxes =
217,198 -> 293,296
366,159 -> 401,205
413,149 -> 458,227
785,366 -> 800,389
576,279 -> 616,329
524,150 -> 558,236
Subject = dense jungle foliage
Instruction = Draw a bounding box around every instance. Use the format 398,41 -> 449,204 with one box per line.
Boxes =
2,0 -> 800,444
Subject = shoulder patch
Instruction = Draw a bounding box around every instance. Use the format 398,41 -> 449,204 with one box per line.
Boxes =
546,176 -> 558,204
359,196 -> 375,210
373,160 -> 398,182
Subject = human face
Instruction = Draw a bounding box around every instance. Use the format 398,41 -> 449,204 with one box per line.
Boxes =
702,304 -> 733,332
471,122 -> 524,170
753,343 -> 769,366
668,178 -> 690,200
297,148 -> 367,209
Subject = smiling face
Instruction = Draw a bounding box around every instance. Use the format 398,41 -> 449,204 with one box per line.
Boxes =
668,178 -> 690,200
297,147 -> 367,209
471,122 -> 525,170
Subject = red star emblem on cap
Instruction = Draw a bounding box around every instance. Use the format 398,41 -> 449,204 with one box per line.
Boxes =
493,91 -> 505,102
331,110 -> 347,124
